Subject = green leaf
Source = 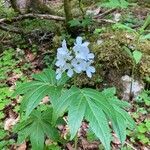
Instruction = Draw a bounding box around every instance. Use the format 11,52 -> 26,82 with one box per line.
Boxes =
53,87 -> 135,150
140,15 -> 150,31
32,68 -> 57,84
145,120 -> 150,130
14,109 -> 59,150
123,46 -> 133,59
113,23 -> 135,32
85,99 -> 111,150
21,84 -> 55,118
140,33 -> 150,40
83,88 -> 128,144
69,19 -> 81,27
52,87 -> 79,123
13,68 -> 64,118
137,124 -> 147,133
68,93 -> 86,139
133,50 -> 142,64
99,0 -> 129,8
30,122 -> 45,150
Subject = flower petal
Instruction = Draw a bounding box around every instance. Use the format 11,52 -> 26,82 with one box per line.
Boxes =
82,41 -> 90,47
86,70 -> 92,78
76,36 -> 82,45
67,69 -> 74,77
89,66 -> 96,73
56,73 -> 62,80
88,53 -> 95,59
62,39 -> 67,48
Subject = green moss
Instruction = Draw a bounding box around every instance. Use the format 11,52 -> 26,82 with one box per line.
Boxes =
72,29 -> 150,88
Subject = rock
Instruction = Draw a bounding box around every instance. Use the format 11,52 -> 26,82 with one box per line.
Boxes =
121,75 -> 144,100
113,13 -> 121,22
86,7 -> 100,16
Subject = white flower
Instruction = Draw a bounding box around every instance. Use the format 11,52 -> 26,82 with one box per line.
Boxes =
64,63 -> 74,77
55,40 -> 73,79
84,62 -> 95,78
57,39 -> 68,55
71,58 -> 84,73
73,36 -> 94,61
114,13 -> 121,22
56,67 -> 65,80
55,40 -> 72,67
56,63 -> 74,79
55,37 -> 95,80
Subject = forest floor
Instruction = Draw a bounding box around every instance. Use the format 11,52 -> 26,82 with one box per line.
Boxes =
0,0 -> 150,150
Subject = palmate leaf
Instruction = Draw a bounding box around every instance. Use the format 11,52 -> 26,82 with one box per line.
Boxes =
53,87 -> 135,150
14,109 -> 59,150
13,68 -> 69,118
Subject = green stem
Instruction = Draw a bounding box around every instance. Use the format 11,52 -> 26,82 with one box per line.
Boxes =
74,134 -> 78,150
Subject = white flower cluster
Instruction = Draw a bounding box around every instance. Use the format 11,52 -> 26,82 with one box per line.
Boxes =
55,37 -> 95,80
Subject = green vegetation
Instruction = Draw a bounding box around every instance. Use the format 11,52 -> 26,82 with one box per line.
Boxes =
0,0 -> 150,149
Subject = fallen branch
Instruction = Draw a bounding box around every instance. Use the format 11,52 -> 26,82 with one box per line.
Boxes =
94,8 -> 116,19
124,141 -> 137,150
0,13 -> 65,24
0,24 -> 24,34
94,18 -> 116,24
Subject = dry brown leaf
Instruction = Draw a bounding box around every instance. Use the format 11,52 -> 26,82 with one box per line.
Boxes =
112,133 -> 120,145
4,116 -> 19,131
16,142 -> 27,150
81,138 -> 99,150
40,96 -> 49,104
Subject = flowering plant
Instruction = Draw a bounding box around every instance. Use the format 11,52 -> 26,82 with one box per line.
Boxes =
55,37 -> 95,79
13,36 -> 135,150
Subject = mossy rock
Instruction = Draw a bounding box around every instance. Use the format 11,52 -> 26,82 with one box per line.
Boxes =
72,30 -> 150,89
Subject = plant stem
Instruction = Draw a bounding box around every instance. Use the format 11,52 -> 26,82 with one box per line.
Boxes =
74,134 -> 78,150
124,141 -> 137,150
129,63 -> 135,100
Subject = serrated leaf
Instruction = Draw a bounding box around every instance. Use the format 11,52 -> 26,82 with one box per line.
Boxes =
52,87 -> 79,123
83,88 -> 127,144
32,68 -> 57,84
111,111 -> 127,143
21,84 -> 54,118
13,68 -> 64,118
133,50 -> 142,64
85,99 -> 111,150
12,81 -> 44,96
15,110 -> 59,150
30,122 -> 45,150
68,93 -> 86,139
53,87 -> 134,150
56,73 -> 70,86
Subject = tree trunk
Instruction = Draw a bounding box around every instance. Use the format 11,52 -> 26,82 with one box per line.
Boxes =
64,0 -> 76,35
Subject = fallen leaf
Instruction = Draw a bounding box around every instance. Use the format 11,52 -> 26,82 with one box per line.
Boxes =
16,142 -> 27,150
4,116 -> 19,131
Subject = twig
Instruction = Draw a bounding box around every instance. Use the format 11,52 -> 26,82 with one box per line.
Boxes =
0,13 -> 65,24
94,18 -> 116,24
0,24 -> 24,34
124,141 -> 137,150
94,8 -> 116,19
